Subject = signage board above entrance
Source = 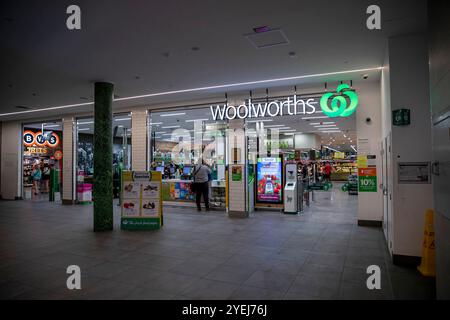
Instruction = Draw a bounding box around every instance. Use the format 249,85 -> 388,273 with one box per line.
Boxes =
210,96 -> 318,121
210,85 -> 358,121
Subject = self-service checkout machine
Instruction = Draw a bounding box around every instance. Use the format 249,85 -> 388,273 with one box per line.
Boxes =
284,163 -> 299,214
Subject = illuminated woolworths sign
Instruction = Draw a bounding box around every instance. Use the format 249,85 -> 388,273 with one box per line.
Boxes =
210,85 -> 358,121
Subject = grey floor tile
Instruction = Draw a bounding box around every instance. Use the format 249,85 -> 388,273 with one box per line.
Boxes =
243,270 -> 295,292
205,265 -> 256,284
306,252 -> 346,267
0,190 -> 436,301
288,273 -> 341,299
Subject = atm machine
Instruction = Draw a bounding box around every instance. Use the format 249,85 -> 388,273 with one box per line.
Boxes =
284,163 -> 298,214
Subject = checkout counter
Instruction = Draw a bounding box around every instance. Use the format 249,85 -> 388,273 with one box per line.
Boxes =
160,164 -> 226,209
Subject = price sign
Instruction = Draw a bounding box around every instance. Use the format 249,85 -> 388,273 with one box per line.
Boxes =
358,168 -> 377,192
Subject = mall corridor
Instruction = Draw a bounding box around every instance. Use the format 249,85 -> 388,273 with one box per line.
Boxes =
0,186 -> 435,300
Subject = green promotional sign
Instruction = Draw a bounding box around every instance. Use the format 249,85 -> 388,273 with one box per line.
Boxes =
121,217 -> 161,230
231,165 -> 243,182
320,84 -> 359,118
358,168 -> 377,192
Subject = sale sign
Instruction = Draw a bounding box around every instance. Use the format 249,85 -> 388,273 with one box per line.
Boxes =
358,168 -> 377,192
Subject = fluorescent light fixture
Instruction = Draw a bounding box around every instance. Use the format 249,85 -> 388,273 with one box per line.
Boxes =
279,129 -> 296,132
246,119 -> 274,123
150,122 -> 163,125
78,128 -> 90,131
302,116 -> 329,120
321,130 -> 342,133
114,117 -> 131,122
264,124 -> 287,128
161,126 -> 180,129
317,127 -> 340,130
351,145 -> 358,152
160,113 -> 186,117
0,66 -> 382,118
185,119 -> 209,122
42,124 -> 60,128
325,146 -> 339,152
77,121 -> 94,125
314,124 -> 338,128
155,131 -> 167,134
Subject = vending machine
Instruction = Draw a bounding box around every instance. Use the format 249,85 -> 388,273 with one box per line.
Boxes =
283,163 -> 298,214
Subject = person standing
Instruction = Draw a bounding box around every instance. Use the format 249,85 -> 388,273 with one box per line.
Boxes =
193,160 -> 211,211
323,162 -> 332,182
31,164 -> 42,196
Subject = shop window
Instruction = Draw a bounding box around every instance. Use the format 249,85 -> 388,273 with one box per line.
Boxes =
22,121 -> 63,200
148,107 -> 227,209
76,113 -> 132,203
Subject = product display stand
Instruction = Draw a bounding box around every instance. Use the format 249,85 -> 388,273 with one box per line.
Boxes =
121,171 -> 163,230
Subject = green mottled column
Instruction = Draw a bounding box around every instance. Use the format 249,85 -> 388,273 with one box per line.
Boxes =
93,82 -> 114,231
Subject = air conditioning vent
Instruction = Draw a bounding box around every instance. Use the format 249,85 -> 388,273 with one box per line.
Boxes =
245,28 -> 290,49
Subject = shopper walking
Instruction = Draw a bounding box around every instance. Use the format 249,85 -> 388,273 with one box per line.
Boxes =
31,164 -> 42,196
193,159 -> 211,211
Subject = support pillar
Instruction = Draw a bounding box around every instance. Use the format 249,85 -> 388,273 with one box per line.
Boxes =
93,82 -> 114,231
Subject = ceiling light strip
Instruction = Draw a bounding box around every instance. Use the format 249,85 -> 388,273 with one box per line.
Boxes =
1,66 -> 382,117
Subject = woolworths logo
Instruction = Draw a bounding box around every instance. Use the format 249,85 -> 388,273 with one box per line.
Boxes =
320,84 -> 359,118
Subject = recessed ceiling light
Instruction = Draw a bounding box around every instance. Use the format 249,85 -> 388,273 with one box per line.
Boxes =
160,113 -> 186,117
288,51 -> 298,58
191,46 -> 200,51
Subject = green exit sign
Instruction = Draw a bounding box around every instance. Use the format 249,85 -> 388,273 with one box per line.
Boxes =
393,109 -> 411,126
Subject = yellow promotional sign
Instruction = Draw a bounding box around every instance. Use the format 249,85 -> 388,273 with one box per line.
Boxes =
121,171 -> 163,230
418,209 -> 436,277
357,155 -> 368,168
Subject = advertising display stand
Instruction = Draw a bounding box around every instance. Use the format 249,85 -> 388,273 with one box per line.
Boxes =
255,156 -> 284,209
284,163 -> 298,214
121,171 -> 163,230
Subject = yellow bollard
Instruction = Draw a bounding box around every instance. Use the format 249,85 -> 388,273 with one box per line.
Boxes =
417,209 -> 436,277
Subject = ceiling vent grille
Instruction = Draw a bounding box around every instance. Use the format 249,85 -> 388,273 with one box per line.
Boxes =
245,29 -> 290,49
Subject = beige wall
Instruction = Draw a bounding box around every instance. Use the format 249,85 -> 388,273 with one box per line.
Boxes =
227,119 -> 247,214
131,109 -> 148,171
1,121 -> 21,200
62,116 -> 75,203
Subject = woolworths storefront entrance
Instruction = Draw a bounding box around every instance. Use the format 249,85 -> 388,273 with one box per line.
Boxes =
147,80 -> 379,219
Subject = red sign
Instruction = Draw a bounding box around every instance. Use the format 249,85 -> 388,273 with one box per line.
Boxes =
54,150 -> 63,160
358,168 -> 377,177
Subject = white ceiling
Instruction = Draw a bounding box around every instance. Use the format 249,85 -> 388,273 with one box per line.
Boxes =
0,0 -> 427,121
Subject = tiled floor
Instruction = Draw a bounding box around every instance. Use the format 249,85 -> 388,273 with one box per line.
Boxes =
0,185 -> 435,300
